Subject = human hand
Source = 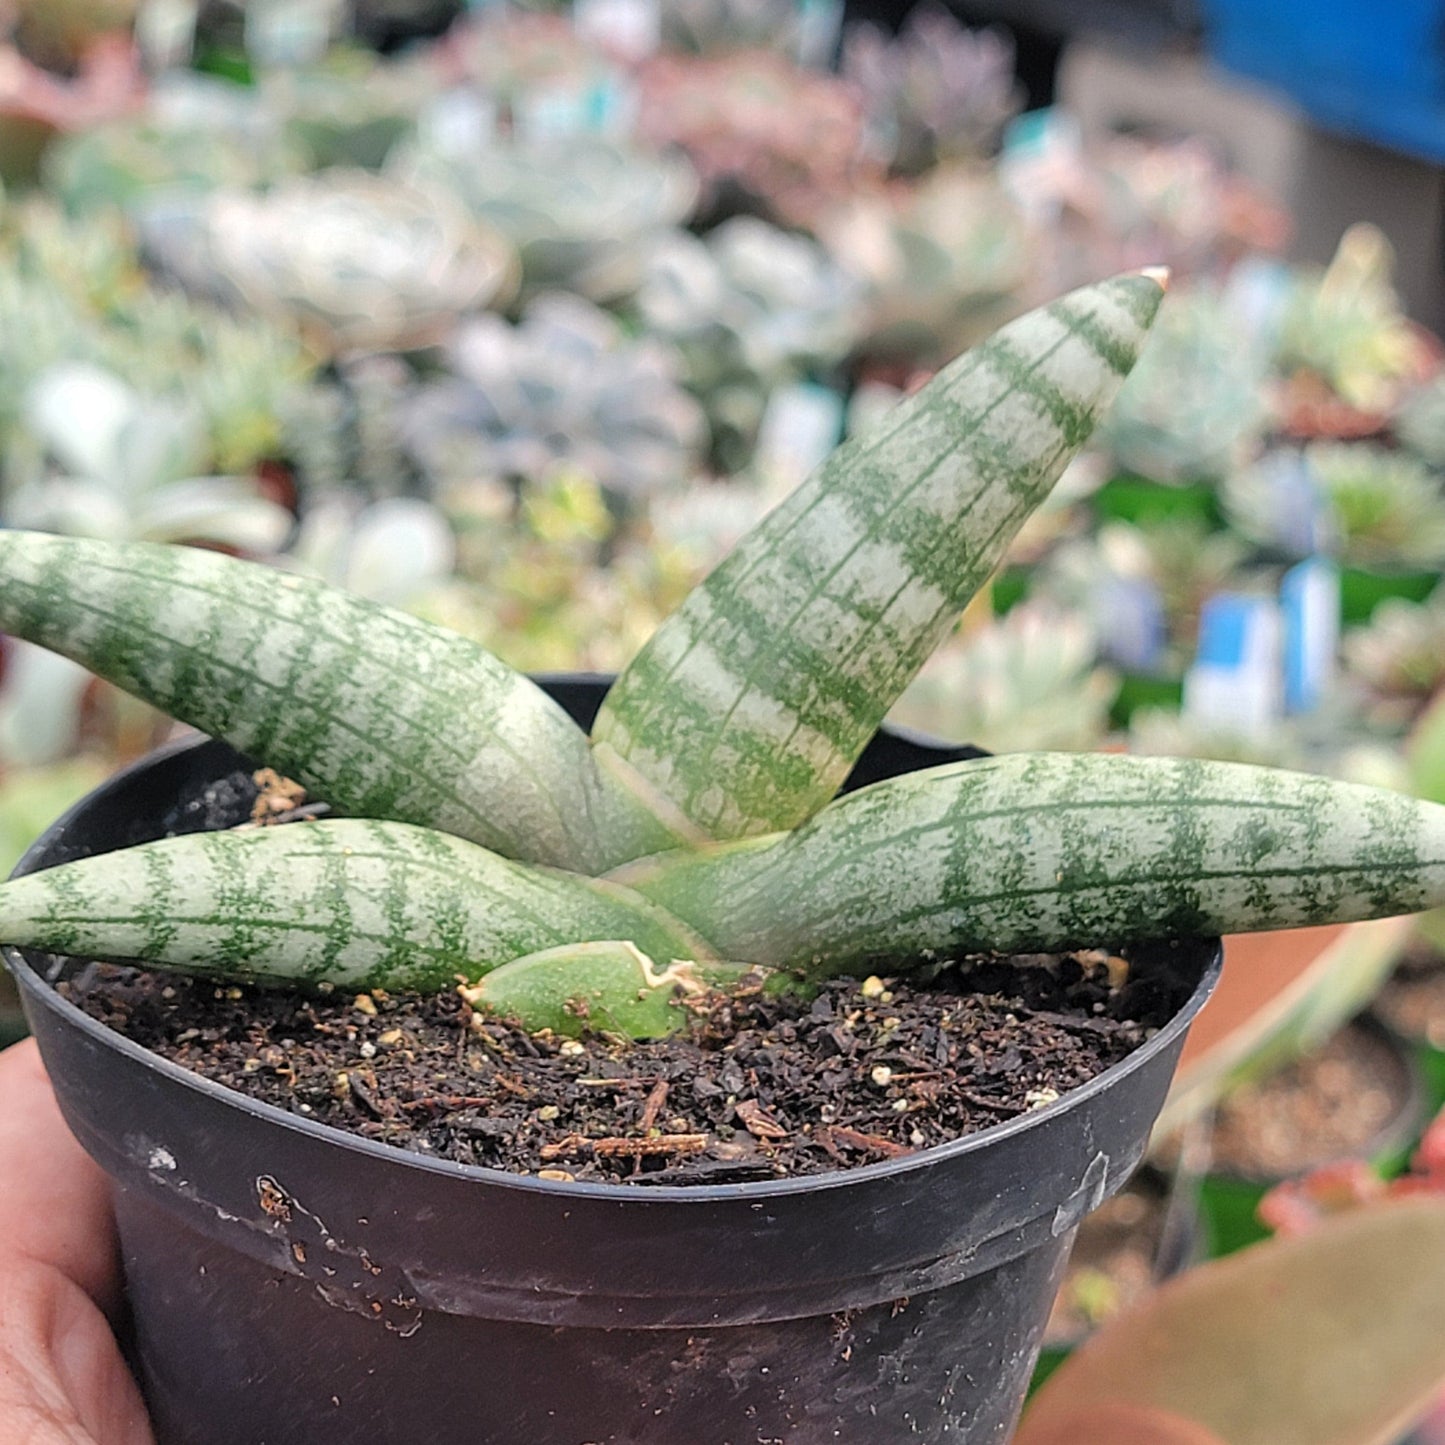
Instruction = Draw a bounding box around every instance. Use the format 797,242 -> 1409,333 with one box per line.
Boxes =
0,1039 -> 154,1444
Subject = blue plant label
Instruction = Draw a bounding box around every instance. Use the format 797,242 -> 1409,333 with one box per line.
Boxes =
1281,558 -> 1339,714
1183,593 -> 1283,737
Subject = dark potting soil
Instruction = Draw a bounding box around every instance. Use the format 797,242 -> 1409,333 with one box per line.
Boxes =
1205,1022 -> 1414,1179
53,766 -> 1177,1187
64,952 -> 1164,1186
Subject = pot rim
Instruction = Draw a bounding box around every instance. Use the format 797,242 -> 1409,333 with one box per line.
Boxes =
6,732 -> 1222,1205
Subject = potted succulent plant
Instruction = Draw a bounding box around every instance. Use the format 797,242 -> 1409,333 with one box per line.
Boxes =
7,273 -> 1445,1445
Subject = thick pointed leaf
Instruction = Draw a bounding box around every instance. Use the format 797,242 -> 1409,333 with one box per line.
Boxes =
1023,1197 -> 1445,1445
593,272 -> 1167,845
464,941 -> 764,1038
0,532 -> 679,871
626,754 -> 1445,973
0,819 -> 712,991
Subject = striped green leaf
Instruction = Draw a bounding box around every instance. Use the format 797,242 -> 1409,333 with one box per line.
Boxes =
593,273 -> 1167,845
0,532 -> 681,872
0,818 -> 712,991
625,754 -> 1445,973
464,941 -> 764,1037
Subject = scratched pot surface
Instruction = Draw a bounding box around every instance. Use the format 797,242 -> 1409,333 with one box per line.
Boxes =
119,1183 -> 1072,1445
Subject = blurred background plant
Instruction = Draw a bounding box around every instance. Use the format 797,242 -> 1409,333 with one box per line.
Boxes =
137,168 -> 517,354
840,4 -> 1020,176
400,291 -> 708,505
635,49 -> 879,228
394,132 -> 696,303
634,216 -> 862,471
1223,444 -> 1445,573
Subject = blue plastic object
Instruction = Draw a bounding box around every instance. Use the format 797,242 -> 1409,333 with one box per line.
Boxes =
1202,0 -> 1445,163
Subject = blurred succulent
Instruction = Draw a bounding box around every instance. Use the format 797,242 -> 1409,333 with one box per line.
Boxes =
636,50 -> 879,229
402,292 -> 708,501
889,601 -> 1116,753
0,356 -> 295,769
175,302 -> 325,475
1097,288 -> 1269,484
1040,519 -> 1251,673
1091,134 -> 1291,279
1398,373 -> 1445,470
240,0 -> 347,67
262,50 -> 435,170
1127,705 -> 1307,771
1342,589 -> 1445,732
423,473 -> 700,673
640,216 -> 862,382
43,74 -> 301,215
285,495 -> 456,606
330,354 -> 418,499
444,10 -> 618,127
0,201 -> 322,479
841,5 -> 1020,175
138,170 -> 517,356
4,362 -> 293,553
1224,443 -> 1445,571
395,134 -> 696,303
646,474 -> 775,569
635,216 -> 863,468
819,164 -> 1030,366
1275,224 -> 1432,425
656,0 -> 801,55
0,640 -> 95,769
0,261 -> 114,448
2,195 -> 139,313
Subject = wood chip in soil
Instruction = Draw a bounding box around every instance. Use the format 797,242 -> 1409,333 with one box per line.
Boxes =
63,950 -> 1164,1186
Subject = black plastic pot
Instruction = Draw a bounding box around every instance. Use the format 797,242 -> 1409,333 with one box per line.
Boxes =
7,693 -> 1221,1445
1029,1159 -> 1204,1391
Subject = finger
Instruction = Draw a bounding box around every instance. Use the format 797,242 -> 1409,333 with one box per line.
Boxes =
0,1268 -> 155,1445
0,1040 -> 120,1312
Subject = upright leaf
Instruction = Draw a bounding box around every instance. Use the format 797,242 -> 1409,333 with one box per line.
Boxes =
593,272 -> 1167,845
0,532 -> 680,871
0,819 -> 712,991
627,754 -> 1445,971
